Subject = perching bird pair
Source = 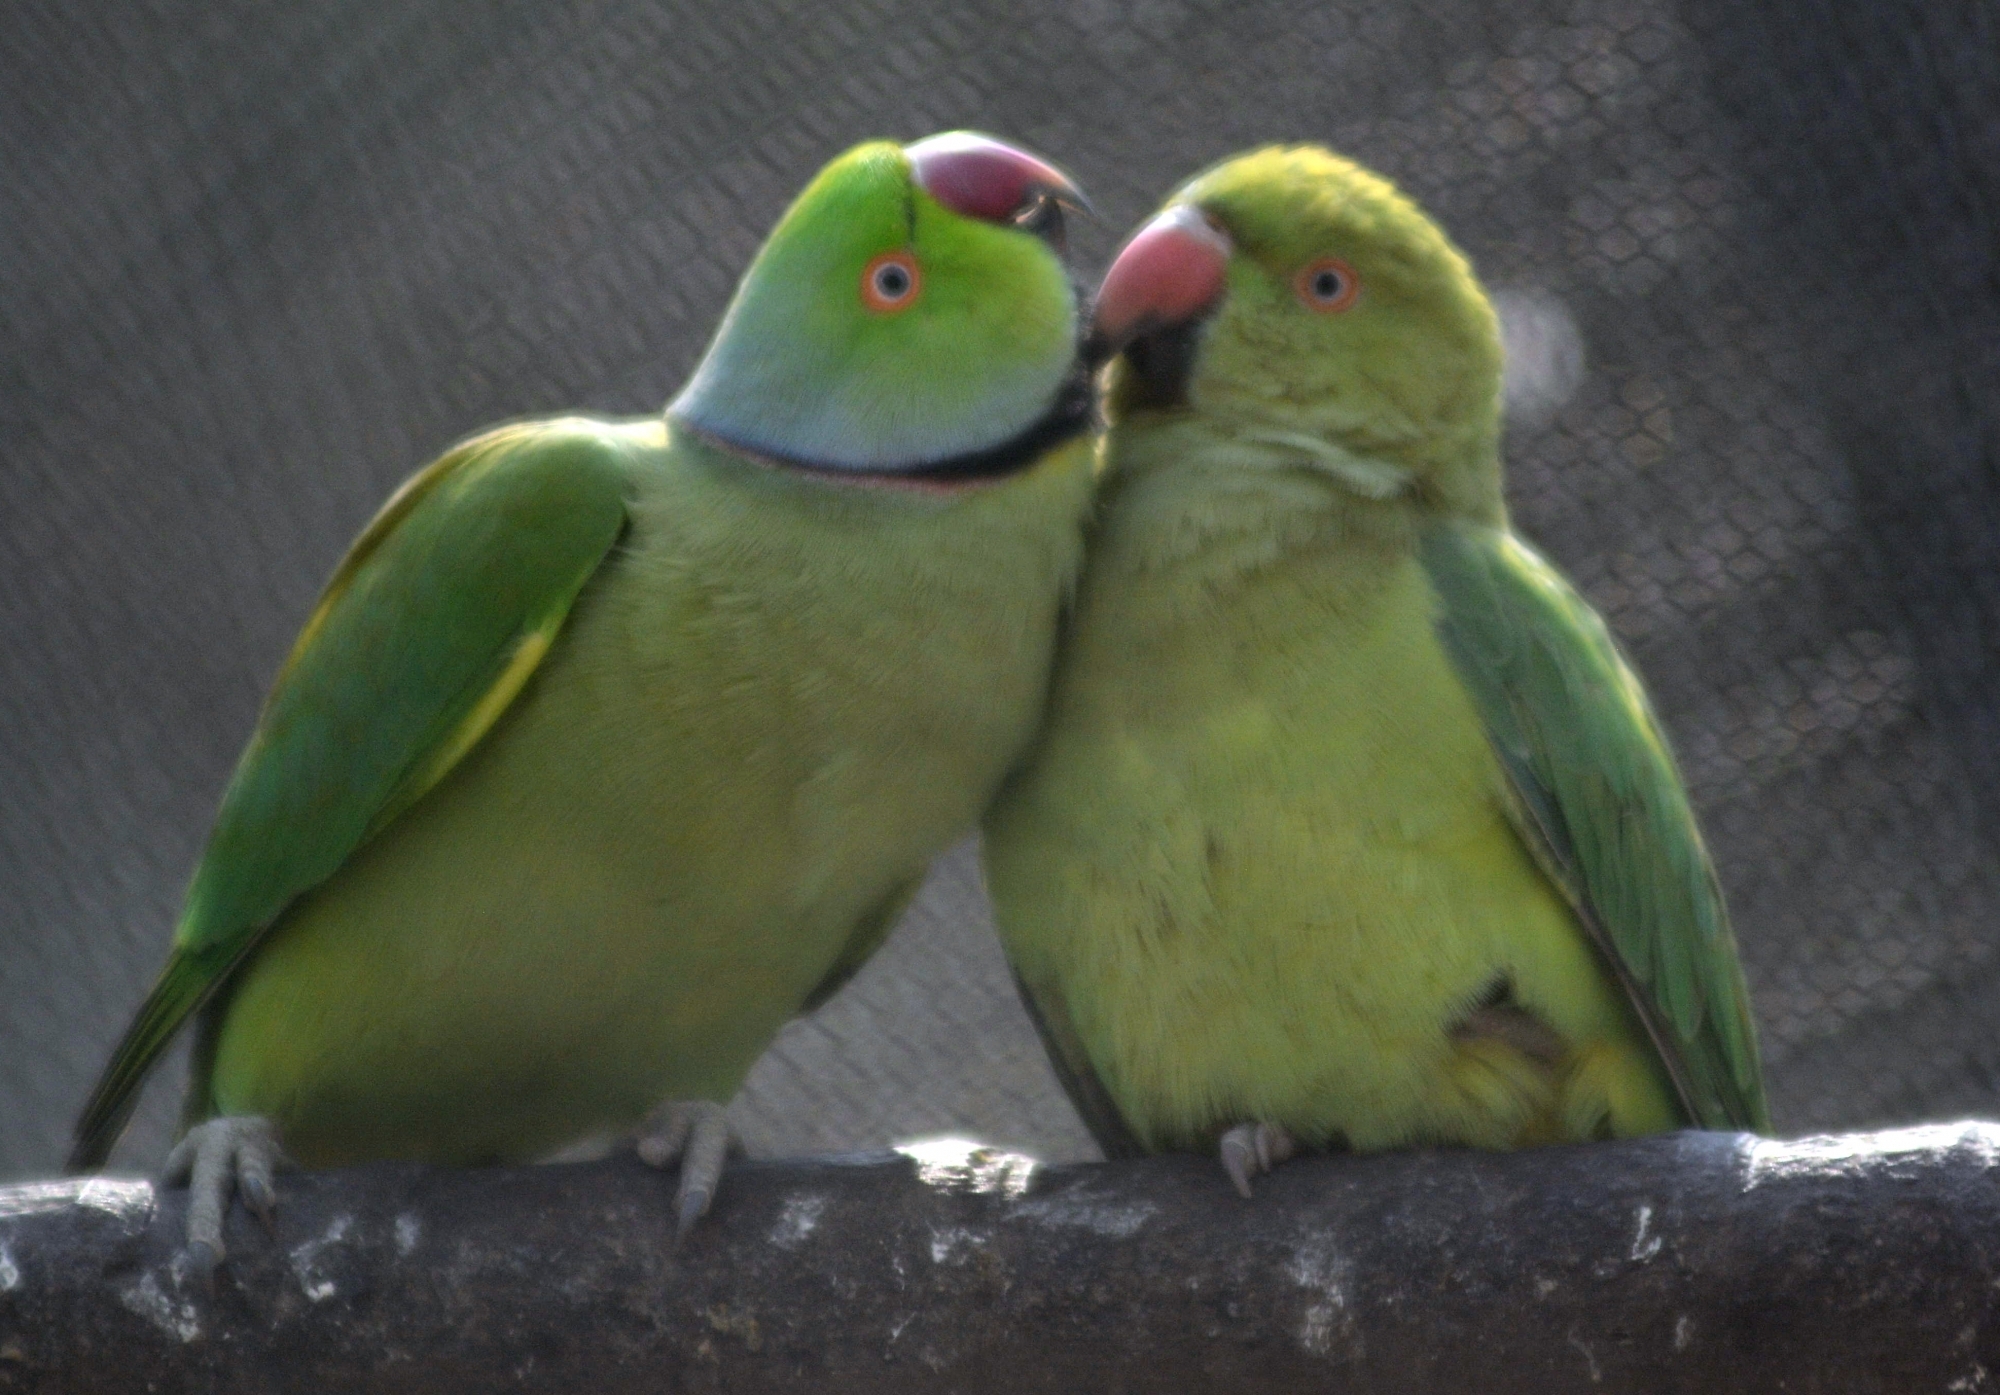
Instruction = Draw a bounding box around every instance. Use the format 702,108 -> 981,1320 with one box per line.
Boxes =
69,132 -> 1767,1267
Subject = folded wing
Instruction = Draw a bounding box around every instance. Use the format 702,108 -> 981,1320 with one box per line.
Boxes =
1421,520 -> 1770,1132
69,419 -> 635,1169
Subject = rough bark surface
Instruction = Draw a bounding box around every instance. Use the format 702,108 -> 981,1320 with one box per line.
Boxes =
3,1124 -> 1996,1393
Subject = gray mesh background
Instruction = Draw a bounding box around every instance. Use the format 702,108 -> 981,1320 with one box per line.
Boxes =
4,0 -> 1996,1180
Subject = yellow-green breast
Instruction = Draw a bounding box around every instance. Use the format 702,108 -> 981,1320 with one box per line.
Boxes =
213,422 -> 1096,1165
986,525 -> 1679,1155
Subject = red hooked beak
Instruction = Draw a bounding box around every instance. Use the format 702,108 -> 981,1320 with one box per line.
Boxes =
1090,204 -> 1233,358
906,131 -> 1091,232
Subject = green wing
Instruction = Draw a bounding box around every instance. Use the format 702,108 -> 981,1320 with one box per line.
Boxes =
69,418 -> 635,1170
1421,520 -> 1769,1132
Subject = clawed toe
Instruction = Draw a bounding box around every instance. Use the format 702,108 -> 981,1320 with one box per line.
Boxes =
1218,1120 -> 1298,1199
634,1100 -> 737,1242
161,1116 -> 288,1268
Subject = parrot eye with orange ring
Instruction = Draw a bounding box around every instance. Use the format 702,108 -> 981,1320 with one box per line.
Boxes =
861,251 -> 922,313
1295,257 -> 1360,313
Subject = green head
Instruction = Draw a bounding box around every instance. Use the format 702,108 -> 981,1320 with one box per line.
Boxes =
1094,145 -> 1505,522
672,133 -> 1091,479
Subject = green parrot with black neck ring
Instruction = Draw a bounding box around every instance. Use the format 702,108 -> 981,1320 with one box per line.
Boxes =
71,131 -> 1099,1271
984,145 -> 1768,1198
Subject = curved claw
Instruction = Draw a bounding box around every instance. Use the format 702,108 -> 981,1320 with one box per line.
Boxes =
184,1240 -> 222,1296
239,1154 -> 279,1236
634,1100 -> 736,1245
1219,1130 -> 1258,1200
676,1181 -> 714,1242
1218,1120 -> 1298,1199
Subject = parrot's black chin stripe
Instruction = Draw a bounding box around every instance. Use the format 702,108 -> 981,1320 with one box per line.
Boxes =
888,357 -> 1096,483
1118,319 -> 1204,410
682,352 -> 1098,489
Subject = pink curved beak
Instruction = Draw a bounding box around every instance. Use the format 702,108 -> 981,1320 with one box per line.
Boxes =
1091,204 -> 1233,353
906,131 -> 1089,226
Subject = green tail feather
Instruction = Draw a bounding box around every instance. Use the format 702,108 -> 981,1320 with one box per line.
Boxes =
67,947 -> 234,1172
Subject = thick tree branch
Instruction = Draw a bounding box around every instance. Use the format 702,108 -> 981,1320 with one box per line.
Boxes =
2,1124 -> 1997,1393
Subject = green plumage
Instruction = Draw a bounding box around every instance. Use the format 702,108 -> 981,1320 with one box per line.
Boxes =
1422,522 -> 1766,1130
73,424 -> 631,1164
984,146 -> 1766,1166
72,137 -> 1096,1172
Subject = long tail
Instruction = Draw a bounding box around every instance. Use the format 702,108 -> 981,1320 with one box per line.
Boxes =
68,949 -> 224,1172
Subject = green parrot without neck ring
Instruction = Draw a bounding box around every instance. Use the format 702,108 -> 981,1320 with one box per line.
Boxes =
983,146 -> 1768,1195
70,132 -> 1099,1266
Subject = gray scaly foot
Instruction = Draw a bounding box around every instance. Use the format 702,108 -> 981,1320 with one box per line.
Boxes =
634,1099 -> 737,1241
161,1115 -> 287,1284
1218,1120 -> 1297,1199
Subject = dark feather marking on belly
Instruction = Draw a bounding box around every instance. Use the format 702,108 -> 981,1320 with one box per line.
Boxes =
1451,974 -> 1570,1068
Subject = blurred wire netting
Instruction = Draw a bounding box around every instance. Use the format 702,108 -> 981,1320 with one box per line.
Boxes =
3,0 -> 1996,1179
